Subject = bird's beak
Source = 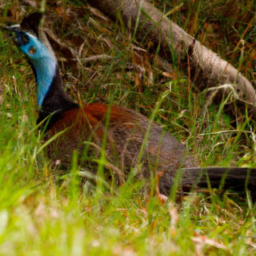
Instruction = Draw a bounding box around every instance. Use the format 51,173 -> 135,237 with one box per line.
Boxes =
4,24 -> 21,32
4,25 -> 21,46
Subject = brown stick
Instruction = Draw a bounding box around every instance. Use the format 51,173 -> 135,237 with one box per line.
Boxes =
87,0 -> 256,117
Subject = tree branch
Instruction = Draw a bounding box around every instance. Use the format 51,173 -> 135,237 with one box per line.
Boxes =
87,0 -> 256,117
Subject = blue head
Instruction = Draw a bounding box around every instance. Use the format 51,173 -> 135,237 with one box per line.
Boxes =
13,30 -> 56,107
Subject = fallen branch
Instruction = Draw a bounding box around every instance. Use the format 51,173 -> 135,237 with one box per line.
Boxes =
87,0 -> 256,117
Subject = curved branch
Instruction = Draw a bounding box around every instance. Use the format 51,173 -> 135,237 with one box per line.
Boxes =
87,0 -> 256,117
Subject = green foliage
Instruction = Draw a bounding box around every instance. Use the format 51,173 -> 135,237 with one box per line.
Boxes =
0,0 -> 255,255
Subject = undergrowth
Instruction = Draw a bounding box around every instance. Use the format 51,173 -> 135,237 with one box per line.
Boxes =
0,0 -> 255,255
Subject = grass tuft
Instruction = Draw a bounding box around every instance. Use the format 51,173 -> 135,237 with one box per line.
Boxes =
0,1 -> 255,255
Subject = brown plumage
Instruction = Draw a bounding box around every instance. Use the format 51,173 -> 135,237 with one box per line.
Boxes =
47,103 -> 196,194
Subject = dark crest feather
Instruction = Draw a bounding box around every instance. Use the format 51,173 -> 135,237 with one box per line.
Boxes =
20,12 -> 44,36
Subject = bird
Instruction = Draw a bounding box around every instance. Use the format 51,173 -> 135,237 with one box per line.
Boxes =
5,13 -> 256,200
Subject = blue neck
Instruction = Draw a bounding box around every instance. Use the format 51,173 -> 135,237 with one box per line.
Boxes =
15,31 -> 79,130
30,57 -> 56,107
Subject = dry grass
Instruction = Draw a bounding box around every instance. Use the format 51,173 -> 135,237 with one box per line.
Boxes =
0,0 -> 255,255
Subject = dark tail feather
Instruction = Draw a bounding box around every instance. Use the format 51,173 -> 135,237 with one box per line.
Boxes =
180,167 -> 256,201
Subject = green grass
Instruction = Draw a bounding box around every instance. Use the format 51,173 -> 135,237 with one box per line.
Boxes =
0,1 -> 256,255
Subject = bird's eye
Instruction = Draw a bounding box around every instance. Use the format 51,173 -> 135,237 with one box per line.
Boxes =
29,46 -> 36,55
